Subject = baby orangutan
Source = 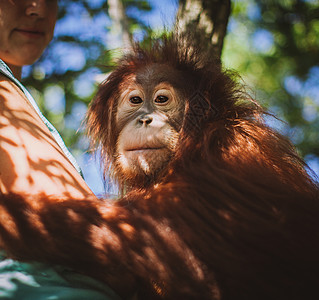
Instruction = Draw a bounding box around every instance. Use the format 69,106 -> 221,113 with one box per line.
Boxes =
0,35 -> 319,300
101,63 -> 184,189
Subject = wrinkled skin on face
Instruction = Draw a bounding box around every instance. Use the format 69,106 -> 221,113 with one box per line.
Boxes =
114,64 -> 185,187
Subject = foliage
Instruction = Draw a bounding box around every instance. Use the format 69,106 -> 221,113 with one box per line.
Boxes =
223,0 -> 319,172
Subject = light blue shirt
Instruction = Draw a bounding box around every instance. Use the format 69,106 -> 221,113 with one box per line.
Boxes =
0,253 -> 120,300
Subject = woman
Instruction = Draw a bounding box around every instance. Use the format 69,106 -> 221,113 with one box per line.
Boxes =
0,0 -> 93,198
0,1 -> 118,299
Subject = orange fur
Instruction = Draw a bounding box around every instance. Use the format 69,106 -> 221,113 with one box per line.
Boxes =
0,35 -> 319,299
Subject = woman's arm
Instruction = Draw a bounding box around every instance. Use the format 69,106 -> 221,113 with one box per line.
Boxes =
0,75 -> 94,199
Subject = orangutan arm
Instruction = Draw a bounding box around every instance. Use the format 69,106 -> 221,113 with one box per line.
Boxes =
0,188 -> 215,299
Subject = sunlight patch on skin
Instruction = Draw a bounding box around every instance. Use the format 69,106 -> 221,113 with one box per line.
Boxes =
0,114 -> 11,126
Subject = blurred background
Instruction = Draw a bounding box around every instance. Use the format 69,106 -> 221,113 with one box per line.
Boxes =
22,0 -> 319,195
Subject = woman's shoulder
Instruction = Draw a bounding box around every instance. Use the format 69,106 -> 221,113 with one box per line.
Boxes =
0,59 -> 32,107
0,69 -> 33,111
0,59 -> 34,101
0,60 -> 22,91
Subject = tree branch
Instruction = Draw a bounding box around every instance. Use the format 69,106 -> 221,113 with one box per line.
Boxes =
176,0 -> 231,59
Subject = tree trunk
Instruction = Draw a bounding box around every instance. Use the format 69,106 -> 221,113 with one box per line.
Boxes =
107,0 -> 133,49
176,0 -> 231,59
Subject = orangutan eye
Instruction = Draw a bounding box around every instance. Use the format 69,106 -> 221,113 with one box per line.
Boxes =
129,96 -> 143,104
155,95 -> 169,104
